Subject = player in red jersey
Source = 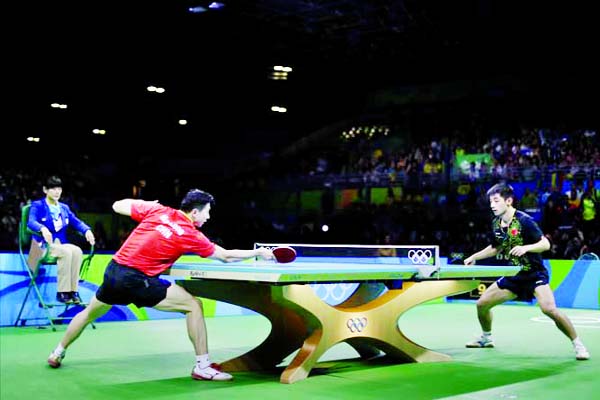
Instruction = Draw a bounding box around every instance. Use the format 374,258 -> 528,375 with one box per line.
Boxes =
47,189 -> 274,381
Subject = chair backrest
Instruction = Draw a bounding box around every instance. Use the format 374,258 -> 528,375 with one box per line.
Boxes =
18,204 -> 33,252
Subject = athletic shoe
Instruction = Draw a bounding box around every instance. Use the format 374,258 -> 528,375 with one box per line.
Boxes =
191,363 -> 233,381
575,344 -> 590,360
466,335 -> 495,348
70,292 -> 82,304
47,350 -> 66,368
56,292 -> 73,304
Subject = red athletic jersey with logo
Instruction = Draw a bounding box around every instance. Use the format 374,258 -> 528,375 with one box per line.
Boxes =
113,201 -> 215,276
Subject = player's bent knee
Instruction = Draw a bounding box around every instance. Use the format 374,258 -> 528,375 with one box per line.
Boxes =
540,305 -> 558,317
180,296 -> 203,314
476,299 -> 491,309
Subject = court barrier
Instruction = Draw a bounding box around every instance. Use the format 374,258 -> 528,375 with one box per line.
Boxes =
552,256 -> 600,309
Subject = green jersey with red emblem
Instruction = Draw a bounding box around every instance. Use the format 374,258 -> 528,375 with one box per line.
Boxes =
489,210 -> 545,272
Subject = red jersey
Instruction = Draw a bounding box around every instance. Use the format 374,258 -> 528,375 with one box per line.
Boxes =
113,201 -> 215,276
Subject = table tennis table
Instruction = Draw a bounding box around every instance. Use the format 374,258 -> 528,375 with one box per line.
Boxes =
171,259 -> 519,383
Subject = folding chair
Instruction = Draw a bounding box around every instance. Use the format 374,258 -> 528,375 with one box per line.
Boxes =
14,204 -> 96,331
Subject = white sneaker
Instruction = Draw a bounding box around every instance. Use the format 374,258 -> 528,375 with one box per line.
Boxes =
466,335 -> 495,348
191,364 -> 233,381
47,350 -> 66,368
575,345 -> 590,361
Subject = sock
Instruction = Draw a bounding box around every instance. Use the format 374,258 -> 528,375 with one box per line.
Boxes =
572,337 -> 584,347
54,343 -> 65,355
482,331 -> 492,338
196,354 -> 210,369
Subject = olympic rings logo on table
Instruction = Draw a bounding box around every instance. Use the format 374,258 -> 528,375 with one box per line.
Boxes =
311,283 -> 356,304
346,317 -> 368,333
408,249 -> 433,264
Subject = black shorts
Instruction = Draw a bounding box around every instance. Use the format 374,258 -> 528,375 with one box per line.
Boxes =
496,268 -> 549,301
96,260 -> 171,307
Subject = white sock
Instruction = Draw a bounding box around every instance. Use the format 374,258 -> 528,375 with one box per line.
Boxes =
196,354 -> 210,369
572,337 -> 584,347
54,343 -> 65,355
482,331 -> 492,338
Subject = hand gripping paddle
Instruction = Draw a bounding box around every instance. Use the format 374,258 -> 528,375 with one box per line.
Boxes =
273,246 -> 297,263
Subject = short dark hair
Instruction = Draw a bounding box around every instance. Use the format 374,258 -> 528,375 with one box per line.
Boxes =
44,176 -> 62,189
180,189 -> 215,212
486,183 -> 515,200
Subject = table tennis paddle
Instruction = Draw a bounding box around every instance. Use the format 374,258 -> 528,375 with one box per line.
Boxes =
273,246 -> 297,263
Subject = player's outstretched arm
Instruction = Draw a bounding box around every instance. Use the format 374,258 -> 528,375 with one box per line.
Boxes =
464,245 -> 498,265
112,199 -> 137,216
210,245 -> 273,263
112,199 -> 157,216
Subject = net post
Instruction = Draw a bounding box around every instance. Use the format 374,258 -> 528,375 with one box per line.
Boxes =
415,245 -> 440,279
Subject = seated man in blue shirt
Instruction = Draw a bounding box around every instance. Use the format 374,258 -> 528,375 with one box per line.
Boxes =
28,176 -> 95,304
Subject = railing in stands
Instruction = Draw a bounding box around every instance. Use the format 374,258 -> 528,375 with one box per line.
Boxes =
268,164 -> 600,190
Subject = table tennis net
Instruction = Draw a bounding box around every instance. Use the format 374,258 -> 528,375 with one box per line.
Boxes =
254,243 -> 439,267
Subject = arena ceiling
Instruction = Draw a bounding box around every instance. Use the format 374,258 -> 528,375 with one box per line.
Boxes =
7,1 -> 598,162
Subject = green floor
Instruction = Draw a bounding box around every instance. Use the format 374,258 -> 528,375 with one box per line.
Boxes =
1,303 -> 598,400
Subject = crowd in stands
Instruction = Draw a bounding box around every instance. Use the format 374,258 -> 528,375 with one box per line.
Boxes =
220,124 -> 600,260
280,126 -> 600,187
2,125 -> 599,261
